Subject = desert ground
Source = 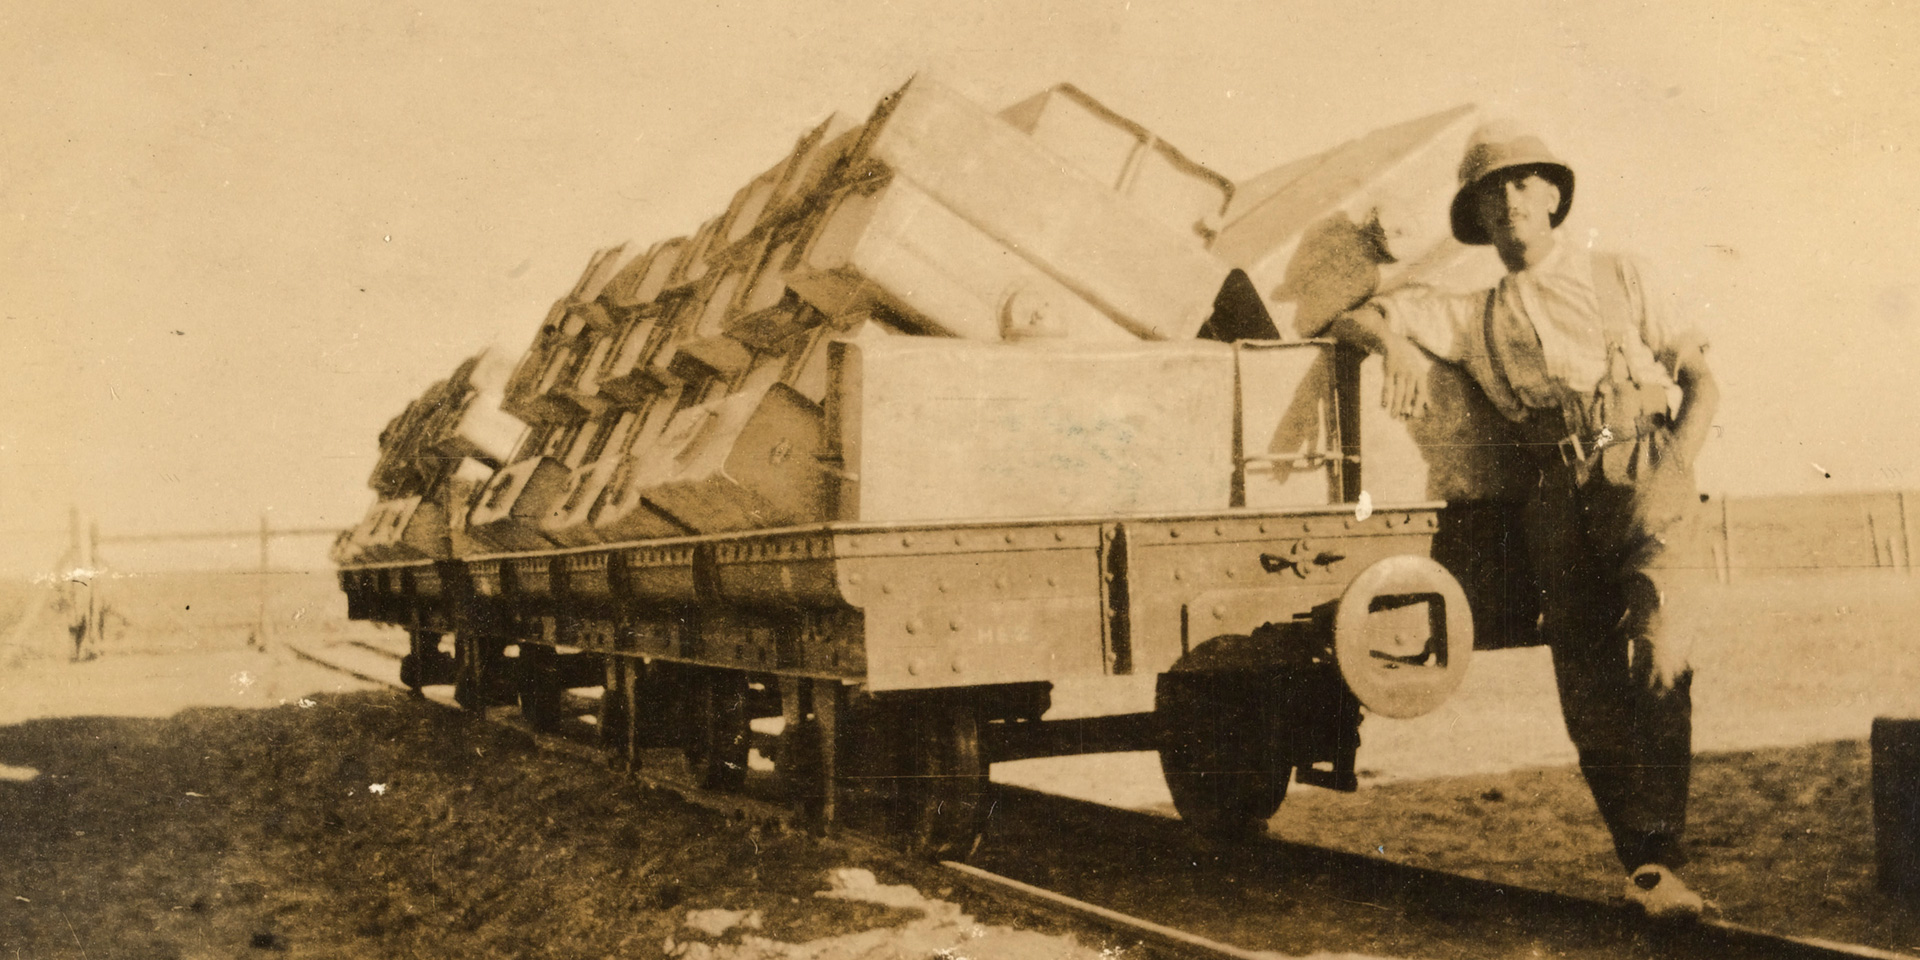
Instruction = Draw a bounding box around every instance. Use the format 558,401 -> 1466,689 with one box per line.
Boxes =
1,567 -> 1917,957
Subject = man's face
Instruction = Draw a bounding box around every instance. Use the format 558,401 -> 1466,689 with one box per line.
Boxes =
1473,170 -> 1561,250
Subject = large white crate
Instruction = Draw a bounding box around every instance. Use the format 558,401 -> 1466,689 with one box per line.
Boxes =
788,176 -> 1135,341
855,77 -> 1232,340
999,83 -> 1232,244
827,337 -> 1237,522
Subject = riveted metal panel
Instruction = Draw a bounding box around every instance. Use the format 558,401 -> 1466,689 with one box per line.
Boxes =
561,552 -> 615,598
624,544 -> 698,604
830,542 -> 1093,611
469,559 -> 504,598
828,520 -> 1103,558
710,534 -> 843,607
508,557 -> 554,598
412,564 -> 444,599
1098,522 -> 1132,675
1122,508 -> 1443,675
863,595 -> 1104,692
1183,585 -> 1337,649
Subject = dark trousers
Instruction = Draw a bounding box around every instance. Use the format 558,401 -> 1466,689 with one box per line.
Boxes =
1527,424 -> 1701,871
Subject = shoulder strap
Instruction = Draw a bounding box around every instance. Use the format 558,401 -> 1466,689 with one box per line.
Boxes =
1590,252 -> 1638,385
1480,287 -> 1509,390
1478,285 -> 1542,420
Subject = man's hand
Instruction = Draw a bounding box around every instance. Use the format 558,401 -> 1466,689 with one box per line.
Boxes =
1330,305 -> 1432,421
1381,337 -> 1432,420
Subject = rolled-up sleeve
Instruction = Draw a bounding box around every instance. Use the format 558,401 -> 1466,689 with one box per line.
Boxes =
1370,285 -> 1488,364
1619,255 -> 1707,368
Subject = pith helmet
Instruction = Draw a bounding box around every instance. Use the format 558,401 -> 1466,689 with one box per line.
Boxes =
1449,121 -> 1575,245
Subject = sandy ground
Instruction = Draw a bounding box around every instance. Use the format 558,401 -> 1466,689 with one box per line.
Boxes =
993,570 -> 1920,951
0,650 -> 1140,960
1002,570 -> 1920,810
0,647 -> 380,726
3,569 -> 1918,957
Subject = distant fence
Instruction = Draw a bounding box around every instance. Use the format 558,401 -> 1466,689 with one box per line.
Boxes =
2,510 -> 347,663
1703,489 -> 1916,581
4,489 -> 1913,663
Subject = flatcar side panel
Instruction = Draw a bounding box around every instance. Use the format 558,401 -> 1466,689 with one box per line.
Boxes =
1121,509 -> 1444,676
832,523 -> 1107,692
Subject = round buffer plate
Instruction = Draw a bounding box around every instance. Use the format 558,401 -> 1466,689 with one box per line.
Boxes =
1333,554 -> 1473,719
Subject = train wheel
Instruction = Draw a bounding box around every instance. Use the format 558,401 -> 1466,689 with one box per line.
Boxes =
685,670 -> 750,792
631,661 -> 678,753
399,630 -> 451,695
453,635 -> 489,712
518,643 -> 565,732
893,693 -> 990,860
772,679 -> 847,828
774,679 -> 821,815
600,657 -> 634,766
398,653 -> 425,693
1156,670 -> 1290,841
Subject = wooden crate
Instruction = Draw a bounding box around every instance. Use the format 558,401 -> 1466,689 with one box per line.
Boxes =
855,77 -> 1231,340
827,337 -> 1236,522
999,83 -> 1232,243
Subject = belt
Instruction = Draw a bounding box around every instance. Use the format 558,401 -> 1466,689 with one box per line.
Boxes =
1554,425 -> 1633,469
1518,412 -> 1667,473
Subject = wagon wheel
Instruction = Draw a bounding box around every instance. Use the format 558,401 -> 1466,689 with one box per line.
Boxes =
772,679 -> 824,819
892,693 -> 991,860
599,657 -> 634,766
684,670 -> 750,792
517,643 -> 566,732
453,635 -> 499,712
1156,669 -> 1290,841
399,630 -> 450,695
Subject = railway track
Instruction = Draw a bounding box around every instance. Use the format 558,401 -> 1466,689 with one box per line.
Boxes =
283,634 -> 1913,960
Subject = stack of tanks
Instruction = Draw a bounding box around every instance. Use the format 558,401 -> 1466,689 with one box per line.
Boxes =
333,77 -> 1522,569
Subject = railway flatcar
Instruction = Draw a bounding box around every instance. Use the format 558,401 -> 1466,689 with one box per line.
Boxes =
335,77 -> 1539,856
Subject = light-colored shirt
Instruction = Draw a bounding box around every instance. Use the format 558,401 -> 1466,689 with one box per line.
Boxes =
1371,240 -> 1702,422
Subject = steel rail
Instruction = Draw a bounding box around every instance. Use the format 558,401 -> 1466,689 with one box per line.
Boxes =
981,785 -> 1917,960
940,859 -> 1291,960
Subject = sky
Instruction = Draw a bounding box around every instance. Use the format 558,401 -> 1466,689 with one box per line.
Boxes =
2,0 -> 1916,573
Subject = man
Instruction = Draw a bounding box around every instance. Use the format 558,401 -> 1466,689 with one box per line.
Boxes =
1332,122 -> 1720,918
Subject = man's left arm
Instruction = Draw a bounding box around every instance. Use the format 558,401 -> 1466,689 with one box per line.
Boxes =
1669,342 -> 1719,466
1621,255 -> 1719,464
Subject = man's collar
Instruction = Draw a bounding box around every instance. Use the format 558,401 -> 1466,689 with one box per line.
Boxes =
1509,231 -> 1573,275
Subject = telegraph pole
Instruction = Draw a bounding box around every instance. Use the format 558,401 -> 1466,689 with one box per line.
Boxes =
257,512 -> 271,648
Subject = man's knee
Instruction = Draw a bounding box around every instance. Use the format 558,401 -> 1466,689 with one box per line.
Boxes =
1621,572 -> 1691,691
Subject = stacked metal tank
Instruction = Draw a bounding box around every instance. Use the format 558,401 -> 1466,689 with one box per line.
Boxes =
334,77 -> 1516,567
